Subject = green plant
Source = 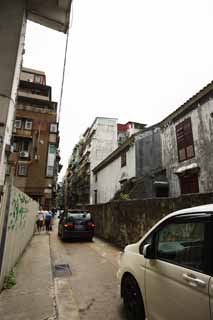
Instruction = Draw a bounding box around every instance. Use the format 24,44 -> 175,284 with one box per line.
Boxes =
3,270 -> 16,289
120,193 -> 129,200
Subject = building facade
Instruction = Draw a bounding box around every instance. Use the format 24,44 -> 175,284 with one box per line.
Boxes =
65,117 -> 146,206
92,124 -> 165,204
10,67 -> 60,209
161,81 -> 213,197
65,117 -> 118,206
0,0 -> 71,197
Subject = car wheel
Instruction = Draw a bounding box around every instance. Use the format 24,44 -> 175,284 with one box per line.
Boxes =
122,275 -> 145,320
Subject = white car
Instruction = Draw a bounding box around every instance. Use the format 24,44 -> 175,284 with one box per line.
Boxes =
118,204 -> 213,320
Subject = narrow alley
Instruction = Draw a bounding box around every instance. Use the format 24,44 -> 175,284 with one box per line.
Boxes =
0,217 -> 127,320
50,220 -> 127,320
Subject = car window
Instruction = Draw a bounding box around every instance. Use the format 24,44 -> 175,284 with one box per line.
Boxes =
66,212 -> 91,221
156,221 -> 205,272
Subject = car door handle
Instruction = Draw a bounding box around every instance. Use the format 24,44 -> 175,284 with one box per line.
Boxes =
182,273 -> 206,288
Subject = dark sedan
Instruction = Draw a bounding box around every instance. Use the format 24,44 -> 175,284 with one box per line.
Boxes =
58,210 -> 96,241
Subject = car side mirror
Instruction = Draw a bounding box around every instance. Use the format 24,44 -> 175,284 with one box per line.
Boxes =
143,244 -> 156,259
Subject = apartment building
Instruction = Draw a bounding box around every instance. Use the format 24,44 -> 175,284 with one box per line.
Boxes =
0,0 -> 71,197
10,67 -> 60,209
65,117 -> 146,206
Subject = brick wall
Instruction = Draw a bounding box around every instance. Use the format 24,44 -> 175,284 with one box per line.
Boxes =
85,193 -> 213,248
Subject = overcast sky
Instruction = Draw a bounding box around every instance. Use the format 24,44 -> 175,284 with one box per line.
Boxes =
24,0 -> 213,180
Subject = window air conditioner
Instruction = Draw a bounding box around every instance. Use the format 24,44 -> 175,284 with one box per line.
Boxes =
19,151 -> 29,158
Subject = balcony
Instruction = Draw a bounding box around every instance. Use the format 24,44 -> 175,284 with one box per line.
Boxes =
14,128 -> 32,139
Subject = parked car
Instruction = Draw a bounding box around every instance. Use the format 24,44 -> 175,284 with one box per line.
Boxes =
58,209 -> 95,241
118,204 -> 213,320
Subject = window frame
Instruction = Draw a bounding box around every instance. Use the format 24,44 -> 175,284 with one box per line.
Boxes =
17,164 -> 28,177
49,123 -> 58,133
45,143 -> 56,178
15,119 -> 22,129
121,151 -> 127,168
140,213 -> 212,276
20,141 -> 30,152
176,118 -> 195,162
179,173 -> 199,194
24,120 -> 32,130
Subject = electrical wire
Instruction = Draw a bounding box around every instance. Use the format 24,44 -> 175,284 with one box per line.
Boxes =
57,0 -> 74,124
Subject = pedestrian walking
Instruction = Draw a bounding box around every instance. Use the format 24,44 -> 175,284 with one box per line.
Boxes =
44,210 -> 52,232
37,208 -> 44,233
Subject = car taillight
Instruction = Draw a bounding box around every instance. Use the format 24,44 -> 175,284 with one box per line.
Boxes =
64,223 -> 73,228
87,222 -> 96,228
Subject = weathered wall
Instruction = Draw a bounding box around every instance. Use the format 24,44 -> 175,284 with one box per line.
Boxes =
135,125 -> 163,198
136,126 -> 162,178
161,97 -> 213,196
0,185 -> 38,290
86,193 -> 213,248
93,144 -> 136,204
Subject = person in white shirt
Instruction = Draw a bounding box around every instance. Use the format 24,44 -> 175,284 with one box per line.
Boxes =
37,208 -> 44,233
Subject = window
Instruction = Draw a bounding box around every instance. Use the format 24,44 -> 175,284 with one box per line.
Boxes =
20,141 -> 29,152
25,120 -> 32,130
15,119 -> 22,129
46,144 -> 56,177
176,118 -> 194,162
180,173 -> 199,194
50,123 -> 58,133
121,152 -> 127,167
94,190 -> 97,204
17,164 -> 28,176
46,166 -> 54,177
34,74 -> 45,84
13,142 -> 19,152
66,212 -> 91,221
156,221 -> 205,272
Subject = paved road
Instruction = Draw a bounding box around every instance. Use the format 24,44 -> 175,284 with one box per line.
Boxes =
50,220 -> 127,320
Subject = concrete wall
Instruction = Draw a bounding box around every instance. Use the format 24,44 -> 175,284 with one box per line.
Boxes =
86,193 -> 213,248
0,184 -> 38,290
93,144 -> 136,203
161,97 -> 213,196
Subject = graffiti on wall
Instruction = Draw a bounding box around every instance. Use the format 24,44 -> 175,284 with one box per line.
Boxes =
8,192 -> 30,231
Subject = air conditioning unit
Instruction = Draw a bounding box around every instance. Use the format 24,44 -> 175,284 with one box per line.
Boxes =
19,151 -> 29,158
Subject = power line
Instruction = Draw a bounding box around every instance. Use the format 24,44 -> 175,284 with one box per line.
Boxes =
57,1 -> 74,124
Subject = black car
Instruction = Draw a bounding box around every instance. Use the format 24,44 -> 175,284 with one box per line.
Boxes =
58,210 -> 95,241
